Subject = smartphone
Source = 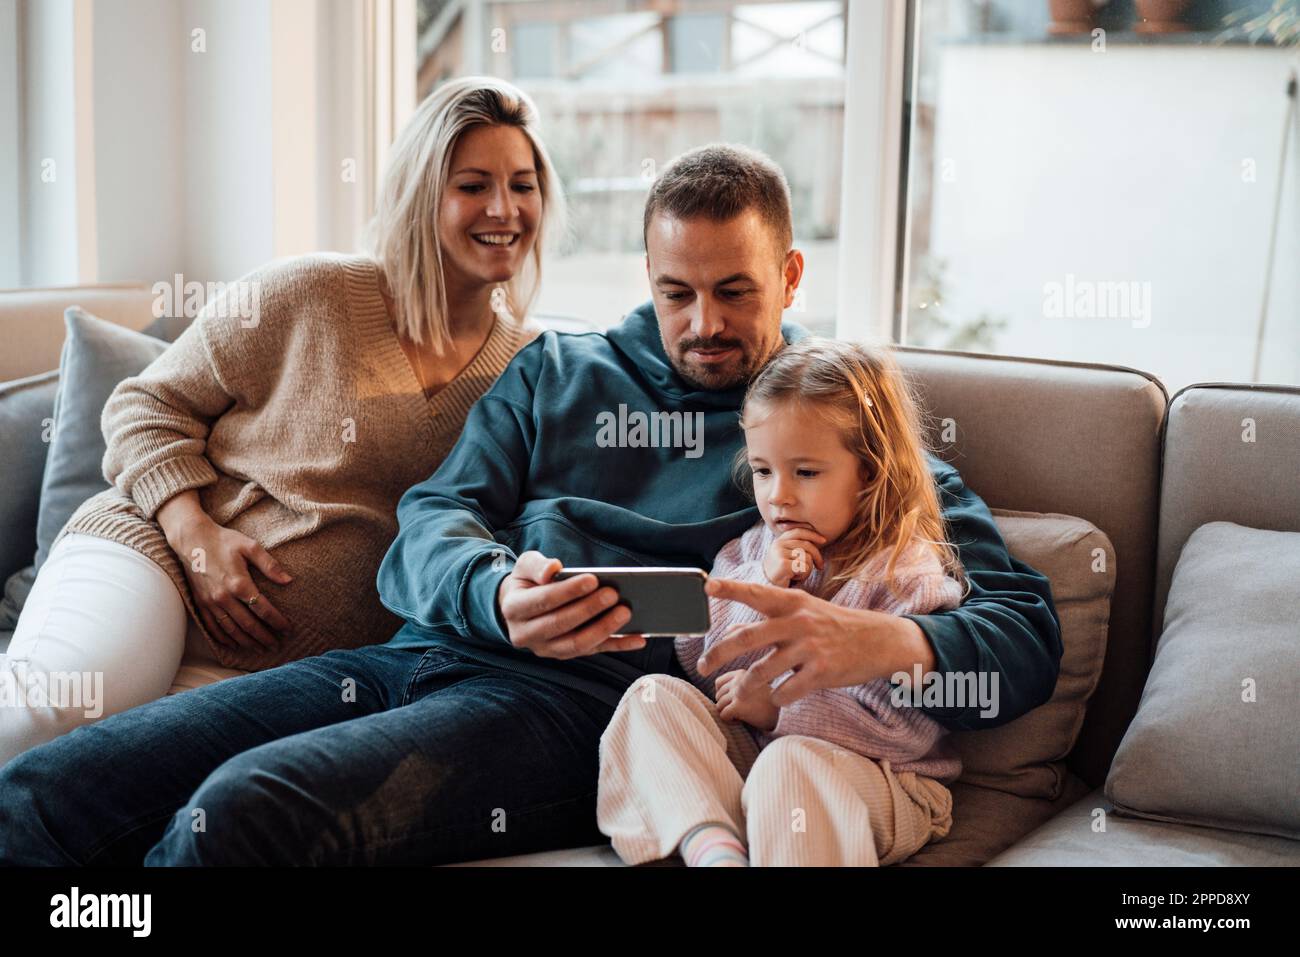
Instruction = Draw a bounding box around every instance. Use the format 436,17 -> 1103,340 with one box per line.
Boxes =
552,567 -> 711,637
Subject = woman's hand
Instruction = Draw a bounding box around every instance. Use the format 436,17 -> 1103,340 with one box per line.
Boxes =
714,669 -> 779,731
698,577 -> 937,707
158,492 -> 295,651
762,528 -> 825,587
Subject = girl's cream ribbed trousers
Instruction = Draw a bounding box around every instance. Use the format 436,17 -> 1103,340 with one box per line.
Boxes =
597,674 -> 954,866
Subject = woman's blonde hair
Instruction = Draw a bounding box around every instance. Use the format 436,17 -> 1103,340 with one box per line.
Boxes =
363,76 -> 566,353
734,337 -> 970,603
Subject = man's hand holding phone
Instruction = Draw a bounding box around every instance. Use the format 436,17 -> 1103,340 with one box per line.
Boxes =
497,551 -> 647,659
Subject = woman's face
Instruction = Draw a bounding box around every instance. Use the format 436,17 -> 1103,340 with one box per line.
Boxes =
438,124 -> 542,298
744,399 -> 863,546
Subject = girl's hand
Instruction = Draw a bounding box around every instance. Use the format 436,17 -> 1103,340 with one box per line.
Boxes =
164,510 -> 295,651
762,528 -> 826,587
714,670 -> 780,731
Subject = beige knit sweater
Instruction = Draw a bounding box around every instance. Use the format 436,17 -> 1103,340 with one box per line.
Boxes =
57,252 -> 540,671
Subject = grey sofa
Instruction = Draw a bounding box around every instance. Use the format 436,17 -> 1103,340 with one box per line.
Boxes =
455,361 -> 1300,867
2,284 -> 1297,867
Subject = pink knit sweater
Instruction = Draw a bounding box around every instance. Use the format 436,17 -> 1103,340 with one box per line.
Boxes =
675,520 -> 966,784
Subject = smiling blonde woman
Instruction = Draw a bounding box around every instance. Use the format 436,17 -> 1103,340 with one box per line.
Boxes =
0,76 -> 566,767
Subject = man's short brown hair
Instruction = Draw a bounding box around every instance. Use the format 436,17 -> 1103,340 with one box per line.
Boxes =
642,144 -> 793,260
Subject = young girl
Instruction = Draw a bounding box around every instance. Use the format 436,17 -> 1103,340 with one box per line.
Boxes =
597,337 -> 972,867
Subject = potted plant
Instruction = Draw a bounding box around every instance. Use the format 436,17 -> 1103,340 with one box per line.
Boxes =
1216,0 -> 1300,50
1048,0 -> 1110,35
1134,0 -> 1193,34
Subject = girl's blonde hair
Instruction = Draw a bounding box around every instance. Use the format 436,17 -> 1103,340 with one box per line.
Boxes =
735,337 -> 970,602
363,76 -> 567,354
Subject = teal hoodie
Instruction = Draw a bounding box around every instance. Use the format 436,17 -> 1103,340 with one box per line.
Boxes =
376,300 -> 1062,730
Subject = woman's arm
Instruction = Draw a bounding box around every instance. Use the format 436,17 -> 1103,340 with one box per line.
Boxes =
155,488 -> 294,651
155,490 -> 213,548
100,295 -> 252,519
101,258 -> 314,520
102,264 -> 303,647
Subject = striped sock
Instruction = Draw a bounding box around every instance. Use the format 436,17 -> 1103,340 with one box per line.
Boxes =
680,822 -> 749,867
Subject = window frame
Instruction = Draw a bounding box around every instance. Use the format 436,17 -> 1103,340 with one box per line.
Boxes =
404,0 -> 910,341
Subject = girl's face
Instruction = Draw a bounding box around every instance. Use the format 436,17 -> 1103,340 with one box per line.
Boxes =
744,400 -> 863,545
438,124 -> 542,298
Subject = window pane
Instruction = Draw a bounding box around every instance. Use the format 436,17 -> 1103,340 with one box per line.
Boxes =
417,0 -> 847,335
669,14 -> 726,74
571,13 -> 664,81
511,22 -> 556,78
901,0 -> 1300,391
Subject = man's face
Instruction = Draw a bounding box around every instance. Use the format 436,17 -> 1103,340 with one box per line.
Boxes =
646,209 -> 804,391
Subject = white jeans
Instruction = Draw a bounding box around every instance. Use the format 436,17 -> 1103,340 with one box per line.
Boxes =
0,533 -> 248,767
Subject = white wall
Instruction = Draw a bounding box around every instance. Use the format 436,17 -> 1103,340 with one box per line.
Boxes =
19,0 -> 81,287
7,0 -> 273,290
3,0 -> 395,296
89,0 -> 364,287
316,0 -> 370,257
180,0 -> 274,285
271,0 -> 318,259
92,0 -> 183,283
926,43 -> 1300,391
0,0 -> 20,288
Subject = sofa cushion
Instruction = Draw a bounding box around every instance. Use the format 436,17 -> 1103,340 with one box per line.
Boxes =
1105,521 -> 1300,840
0,371 -> 61,652
988,787 -> 1300,866
0,564 -> 35,654
897,350 -> 1164,790
445,844 -> 627,867
1153,385 -> 1300,641
946,508 -> 1115,800
446,771 -> 1095,867
901,771 -> 1094,866
0,371 -> 59,581
33,307 -> 168,571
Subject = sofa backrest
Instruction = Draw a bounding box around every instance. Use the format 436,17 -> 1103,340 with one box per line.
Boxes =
0,283 -> 156,382
894,346 -> 1167,789
1155,383 -> 1300,642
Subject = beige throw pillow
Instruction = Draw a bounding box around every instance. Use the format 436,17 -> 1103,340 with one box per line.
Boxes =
946,509 -> 1115,799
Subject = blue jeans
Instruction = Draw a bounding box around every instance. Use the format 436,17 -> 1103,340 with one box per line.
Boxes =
0,644 -> 615,865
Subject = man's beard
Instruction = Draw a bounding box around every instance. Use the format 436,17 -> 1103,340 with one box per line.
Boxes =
670,336 -> 771,391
